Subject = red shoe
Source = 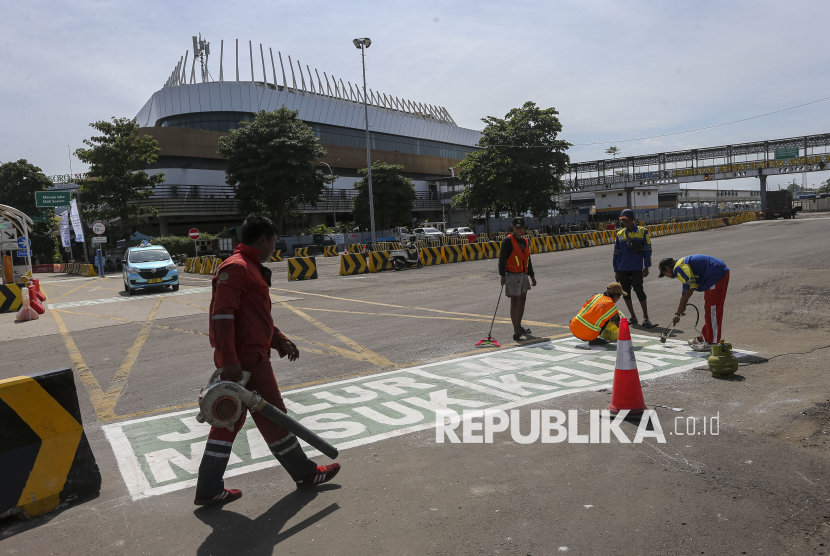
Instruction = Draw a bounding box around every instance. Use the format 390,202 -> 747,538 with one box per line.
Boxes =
296,463 -> 341,489
194,488 -> 242,506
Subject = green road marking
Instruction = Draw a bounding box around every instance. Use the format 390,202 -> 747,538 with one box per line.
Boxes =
103,334 -> 756,500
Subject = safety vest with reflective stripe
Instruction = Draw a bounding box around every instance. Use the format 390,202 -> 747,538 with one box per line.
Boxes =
569,293 -> 620,341
505,233 -> 530,274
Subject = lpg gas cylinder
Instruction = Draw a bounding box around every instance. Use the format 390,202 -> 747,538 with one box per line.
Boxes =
708,341 -> 738,377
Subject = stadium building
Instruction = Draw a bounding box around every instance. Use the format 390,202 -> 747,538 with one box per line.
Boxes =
133,36 -> 482,236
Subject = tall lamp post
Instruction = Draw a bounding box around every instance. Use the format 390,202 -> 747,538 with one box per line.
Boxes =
320,156 -> 344,229
353,37 -> 377,244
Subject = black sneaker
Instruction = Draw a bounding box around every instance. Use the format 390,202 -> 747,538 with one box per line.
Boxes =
628,316 -> 639,325
194,488 -> 242,506
513,332 -> 523,341
522,326 -> 532,334
642,319 -> 656,328
588,338 -> 609,346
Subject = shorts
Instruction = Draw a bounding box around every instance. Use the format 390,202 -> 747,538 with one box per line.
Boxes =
617,270 -> 647,302
505,272 -> 531,297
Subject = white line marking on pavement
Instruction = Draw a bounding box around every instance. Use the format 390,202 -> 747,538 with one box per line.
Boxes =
47,287 -> 213,309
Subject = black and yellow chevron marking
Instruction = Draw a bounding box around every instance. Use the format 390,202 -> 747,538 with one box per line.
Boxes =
465,244 -> 486,261
270,250 -> 283,262
420,247 -> 444,265
530,237 -> 550,254
442,245 -> 466,263
339,253 -> 367,275
0,368 -> 101,518
347,244 -> 364,254
323,245 -> 338,257
0,284 -> 23,313
368,251 -> 393,272
294,247 -> 310,257
287,257 -> 318,281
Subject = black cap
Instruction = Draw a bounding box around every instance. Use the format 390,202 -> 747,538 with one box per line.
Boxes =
620,208 -> 636,220
658,257 -> 675,277
512,217 -> 526,228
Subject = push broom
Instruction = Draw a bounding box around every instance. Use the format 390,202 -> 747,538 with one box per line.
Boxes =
475,284 -> 504,347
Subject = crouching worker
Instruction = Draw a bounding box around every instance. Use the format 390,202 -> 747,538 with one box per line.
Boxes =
569,282 -> 626,346
194,214 -> 341,506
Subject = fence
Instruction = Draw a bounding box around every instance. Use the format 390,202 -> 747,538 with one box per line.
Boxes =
801,198 -> 830,212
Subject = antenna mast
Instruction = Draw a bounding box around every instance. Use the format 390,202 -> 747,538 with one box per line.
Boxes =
193,34 -> 210,82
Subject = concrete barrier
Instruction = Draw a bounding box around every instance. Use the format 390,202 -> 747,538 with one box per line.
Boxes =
287,256 -> 318,281
323,245 -> 338,257
0,368 -> 101,519
442,245 -> 467,263
420,247 -> 444,265
339,253 -> 368,276
0,283 -> 24,313
270,250 -> 283,262
465,244 -> 487,261
530,237 -> 550,254
294,247 -> 310,257
368,251 -> 393,272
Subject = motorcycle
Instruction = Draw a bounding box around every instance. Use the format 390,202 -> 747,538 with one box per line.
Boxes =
390,238 -> 423,271
104,259 -> 117,272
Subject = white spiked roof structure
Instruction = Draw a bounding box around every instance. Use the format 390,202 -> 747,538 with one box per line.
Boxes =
161,36 -> 457,126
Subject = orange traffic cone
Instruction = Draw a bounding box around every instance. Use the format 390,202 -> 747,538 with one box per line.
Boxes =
608,317 -> 647,415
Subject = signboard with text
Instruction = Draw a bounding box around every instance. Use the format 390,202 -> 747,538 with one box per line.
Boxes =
775,148 -> 799,160
35,191 -> 72,207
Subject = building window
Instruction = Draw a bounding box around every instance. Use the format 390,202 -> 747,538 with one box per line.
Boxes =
157,112 -> 254,132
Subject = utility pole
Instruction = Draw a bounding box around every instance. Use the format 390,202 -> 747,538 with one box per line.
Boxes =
353,38 -> 377,244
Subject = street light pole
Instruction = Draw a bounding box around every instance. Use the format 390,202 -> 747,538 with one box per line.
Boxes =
320,156 -> 344,229
353,37 -> 376,244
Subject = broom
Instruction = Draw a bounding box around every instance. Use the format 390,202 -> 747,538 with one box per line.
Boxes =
475,284 -> 504,347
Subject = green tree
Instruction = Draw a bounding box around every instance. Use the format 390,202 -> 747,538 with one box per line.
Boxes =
74,117 -> 164,242
352,162 -> 417,230
217,108 -> 332,234
605,146 -> 621,159
0,160 -> 58,261
818,179 -> 830,194
455,101 -> 570,219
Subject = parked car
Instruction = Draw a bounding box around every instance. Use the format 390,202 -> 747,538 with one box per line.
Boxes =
123,244 -> 179,296
446,226 -> 475,239
412,227 -> 444,240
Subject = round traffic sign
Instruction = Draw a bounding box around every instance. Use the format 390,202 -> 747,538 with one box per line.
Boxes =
189,228 -> 200,240
92,221 -> 106,235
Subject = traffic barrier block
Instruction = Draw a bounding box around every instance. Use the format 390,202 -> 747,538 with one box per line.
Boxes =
530,237 -> 550,254
348,244 -> 364,254
442,244 -> 467,263
0,284 -> 23,313
420,246 -> 444,265
28,284 -> 45,315
482,242 -> 499,258
339,253 -> 368,275
184,258 -> 192,273
466,244 -> 486,261
368,251 -> 392,272
323,245 -> 338,257
288,256 -> 317,281
0,368 -> 101,518
193,257 -> 203,273
199,257 -> 215,275
294,247 -> 310,257
32,279 -> 46,302
271,250 -> 283,262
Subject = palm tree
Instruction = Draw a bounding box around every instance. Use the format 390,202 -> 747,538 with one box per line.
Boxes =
605,146 -> 621,159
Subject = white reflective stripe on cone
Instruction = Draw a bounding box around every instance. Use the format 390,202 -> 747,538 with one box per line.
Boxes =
615,339 -> 638,371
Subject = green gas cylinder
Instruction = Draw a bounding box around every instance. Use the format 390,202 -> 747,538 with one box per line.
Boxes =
708,341 -> 739,377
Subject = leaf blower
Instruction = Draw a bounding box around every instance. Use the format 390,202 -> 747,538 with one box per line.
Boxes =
195,369 -> 339,459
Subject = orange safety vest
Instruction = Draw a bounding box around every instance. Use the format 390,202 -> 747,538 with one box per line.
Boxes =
569,293 -> 620,341
505,233 -> 530,274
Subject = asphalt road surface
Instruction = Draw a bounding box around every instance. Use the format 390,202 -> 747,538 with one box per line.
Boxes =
1,214 -> 829,556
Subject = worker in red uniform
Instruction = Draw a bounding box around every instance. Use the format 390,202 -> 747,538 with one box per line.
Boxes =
194,214 -> 340,506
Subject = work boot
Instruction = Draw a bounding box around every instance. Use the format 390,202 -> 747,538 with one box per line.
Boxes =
296,463 -> 341,489
588,338 -> 609,346
270,434 -> 319,481
513,332 -> 523,341
194,438 -> 235,502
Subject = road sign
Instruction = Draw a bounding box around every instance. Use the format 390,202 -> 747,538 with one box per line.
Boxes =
92,236 -> 107,244
0,217 -> 13,229
92,221 -> 106,235
775,148 -> 799,160
2,228 -> 17,243
16,250 -> 32,257
35,191 -> 72,208
189,228 -> 200,240
17,237 -> 31,249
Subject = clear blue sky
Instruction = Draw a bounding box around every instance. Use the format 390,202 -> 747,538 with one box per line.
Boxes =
1,0 -> 828,190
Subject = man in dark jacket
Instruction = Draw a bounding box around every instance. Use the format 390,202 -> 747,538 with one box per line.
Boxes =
498,217 -> 537,341
194,214 -> 341,506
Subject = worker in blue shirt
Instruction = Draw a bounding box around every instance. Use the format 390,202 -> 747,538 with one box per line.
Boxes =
658,255 -> 730,351
612,209 -> 655,328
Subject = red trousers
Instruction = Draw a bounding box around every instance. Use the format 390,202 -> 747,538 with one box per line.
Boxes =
208,350 -> 290,445
701,272 -> 729,344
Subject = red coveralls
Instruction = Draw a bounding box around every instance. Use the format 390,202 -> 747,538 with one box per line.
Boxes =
196,244 -> 316,497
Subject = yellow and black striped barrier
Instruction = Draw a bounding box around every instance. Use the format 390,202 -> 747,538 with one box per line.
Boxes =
294,247 -> 310,257
270,250 -> 283,262
323,245 -> 338,257
368,251 -> 393,272
0,283 -> 24,313
442,244 -> 466,263
347,244 -> 364,254
287,256 -> 317,281
530,237 -> 550,254
339,253 -> 368,275
0,368 -> 101,518
465,244 -> 486,261
420,247 -> 444,265
199,256 -> 217,275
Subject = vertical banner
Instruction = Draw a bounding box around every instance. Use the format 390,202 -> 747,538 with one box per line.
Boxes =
60,212 -> 71,248
69,199 -> 85,242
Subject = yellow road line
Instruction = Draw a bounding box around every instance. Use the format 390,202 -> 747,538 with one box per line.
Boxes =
48,278 -> 108,302
271,287 -> 565,329
292,306 -> 564,327
271,294 -> 393,368
154,324 -> 208,336
166,298 -> 209,311
52,309 -> 132,323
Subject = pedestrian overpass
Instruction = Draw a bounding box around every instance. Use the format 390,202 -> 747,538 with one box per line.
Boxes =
566,133 -> 830,211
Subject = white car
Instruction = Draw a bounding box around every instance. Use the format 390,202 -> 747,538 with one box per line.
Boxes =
412,227 -> 444,240
446,226 -> 475,238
